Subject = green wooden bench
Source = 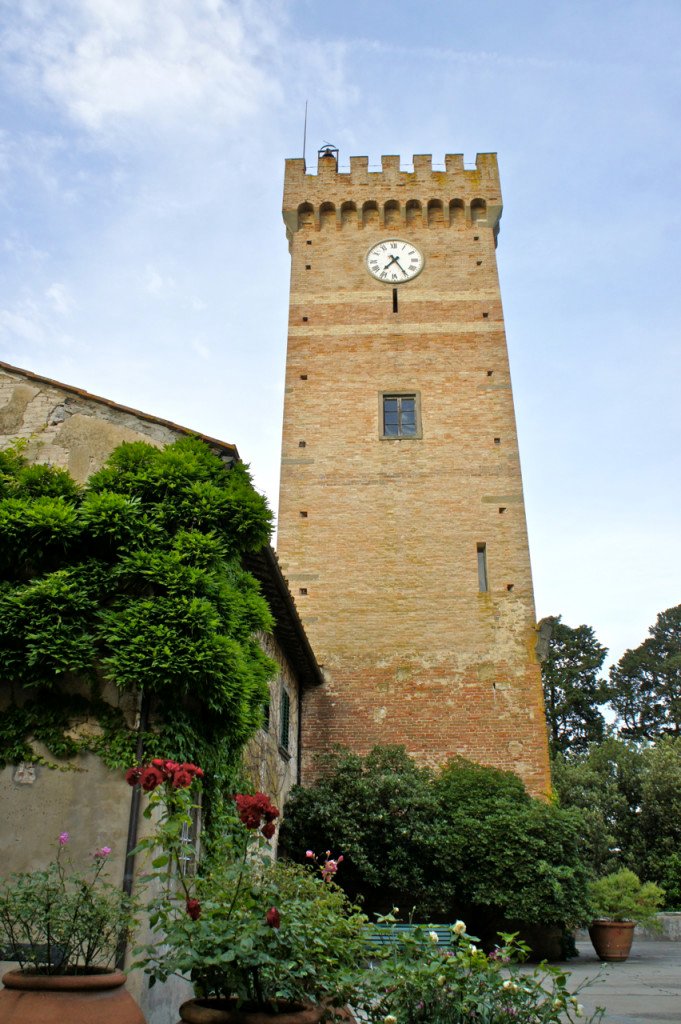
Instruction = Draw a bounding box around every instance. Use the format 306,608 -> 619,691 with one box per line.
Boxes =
366,923 -> 456,951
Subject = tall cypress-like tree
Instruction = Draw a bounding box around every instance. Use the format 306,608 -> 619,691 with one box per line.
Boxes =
539,616 -> 608,757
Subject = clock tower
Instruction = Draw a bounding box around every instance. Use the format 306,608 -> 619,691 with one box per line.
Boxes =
277,146 -> 550,798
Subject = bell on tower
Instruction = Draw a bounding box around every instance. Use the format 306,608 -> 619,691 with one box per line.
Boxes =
317,143 -> 338,172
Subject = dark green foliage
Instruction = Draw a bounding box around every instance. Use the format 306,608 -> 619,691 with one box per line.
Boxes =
434,761 -> 589,927
554,736 -> 681,908
0,438 -> 276,782
539,616 -> 608,756
281,746 -> 591,931
606,604 -> 681,739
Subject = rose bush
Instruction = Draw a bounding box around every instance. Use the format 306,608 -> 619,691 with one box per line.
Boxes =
129,762 -> 367,1011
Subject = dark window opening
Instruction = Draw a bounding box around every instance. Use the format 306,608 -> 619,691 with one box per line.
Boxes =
392,288 -> 398,313
507,583 -> 514,592
305,264 -> 311,270
298,587 -> 307,595
494,437 -> 501,445
477,543 -> 488,593
298,440 -> 306,448
482,311 -> 489,318
299,510 -> 308,518
300,374 -> 308,380
280,690 -> 291,752
302,316 -> 308,322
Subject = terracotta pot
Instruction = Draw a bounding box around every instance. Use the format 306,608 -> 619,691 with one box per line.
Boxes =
0,968 -> 146,1024
178,999 -> 326,1024
588,919 -> 636,962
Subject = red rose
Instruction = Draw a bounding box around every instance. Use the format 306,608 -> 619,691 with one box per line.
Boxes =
186,898 -> 201,921
140,766 -> 164,791
125,767 -> 141,787
261,822 -> 276,840
265,906 -> 281,929
263,805 -> 279,823
171,769 -> 193,789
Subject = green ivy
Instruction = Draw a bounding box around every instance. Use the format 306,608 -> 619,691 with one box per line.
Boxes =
0,437 -> 276,807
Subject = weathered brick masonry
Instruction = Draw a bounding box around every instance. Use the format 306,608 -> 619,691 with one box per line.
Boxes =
277,149 -> 551,797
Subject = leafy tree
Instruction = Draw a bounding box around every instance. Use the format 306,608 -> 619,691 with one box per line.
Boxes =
0,438 -> 276,790
538,615 -> 608,757
553,736 -> 681,908
281,746 -> 591,935
551,738 -> 643,877
607,604 -> 681,739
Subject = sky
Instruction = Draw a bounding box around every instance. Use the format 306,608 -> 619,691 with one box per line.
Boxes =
1,0 -> 680,670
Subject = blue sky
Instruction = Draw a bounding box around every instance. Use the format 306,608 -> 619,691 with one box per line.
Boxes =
1,0 -> 680,668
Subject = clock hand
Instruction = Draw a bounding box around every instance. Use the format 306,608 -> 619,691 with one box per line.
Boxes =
392,256 -> 409,277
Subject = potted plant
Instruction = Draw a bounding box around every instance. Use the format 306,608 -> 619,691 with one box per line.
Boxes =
588,868 -> 665,962
128,760 -> 367,1023
0,831 -> 143,1023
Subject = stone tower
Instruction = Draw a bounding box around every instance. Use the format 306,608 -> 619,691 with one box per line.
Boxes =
277,147 -> 550,797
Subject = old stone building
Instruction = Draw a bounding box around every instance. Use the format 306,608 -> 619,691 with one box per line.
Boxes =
277,147 -> 550,797
0,360 -> 323,1022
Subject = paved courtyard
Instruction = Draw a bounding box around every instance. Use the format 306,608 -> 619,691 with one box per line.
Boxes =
562,939 -> 681,1022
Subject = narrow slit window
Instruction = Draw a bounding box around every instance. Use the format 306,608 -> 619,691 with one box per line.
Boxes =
280,689 -> 291,752
392,288 -> 398,313
477,543 -> 488,593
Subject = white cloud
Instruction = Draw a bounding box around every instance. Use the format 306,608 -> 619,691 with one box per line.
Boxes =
191,338 -> 211,360
45,282 -> 75,314
144,265 -> 167,296
2,0 -> 284,136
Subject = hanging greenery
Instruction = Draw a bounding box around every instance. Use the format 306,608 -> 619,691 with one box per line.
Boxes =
0,437 -> 276,792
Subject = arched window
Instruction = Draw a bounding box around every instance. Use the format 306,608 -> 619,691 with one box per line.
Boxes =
406,199 -> 422,227
320,202 -> 336,229
362,201 -> 379,227
298,202 -> 314,229
449,199 -> 465,225
471,199 -> 487,223
341,201 -> 358,226
427,199 -> 444,226
384,200 -> 400,227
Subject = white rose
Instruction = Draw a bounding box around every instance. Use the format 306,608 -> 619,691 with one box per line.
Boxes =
384,1016 -> 397,1024
428,931 -> 439,944
453,920 -> 466,936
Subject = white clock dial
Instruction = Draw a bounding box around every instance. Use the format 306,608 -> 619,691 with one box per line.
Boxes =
366,239 -> 424,283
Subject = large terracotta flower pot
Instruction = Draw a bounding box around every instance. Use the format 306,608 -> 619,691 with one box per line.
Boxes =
0,968 -> 146,1024
588,919 -> 636,962
178,999 -> 325,1024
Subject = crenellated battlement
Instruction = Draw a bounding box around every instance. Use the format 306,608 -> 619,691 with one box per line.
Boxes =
282,151 -> 502,240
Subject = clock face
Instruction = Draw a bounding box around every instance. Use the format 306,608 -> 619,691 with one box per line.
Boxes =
366,239 -> 424,283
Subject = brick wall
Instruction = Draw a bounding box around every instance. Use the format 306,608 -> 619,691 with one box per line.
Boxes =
277,151 -> 551,798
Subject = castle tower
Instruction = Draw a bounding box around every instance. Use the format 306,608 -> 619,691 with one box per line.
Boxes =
278,147 -> 550,797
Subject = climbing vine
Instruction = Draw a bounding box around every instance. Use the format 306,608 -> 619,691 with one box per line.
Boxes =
0,437 -> 277,799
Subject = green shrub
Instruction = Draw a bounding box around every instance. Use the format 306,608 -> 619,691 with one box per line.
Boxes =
282,746 -> 591,935
588,869 -> 664,925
